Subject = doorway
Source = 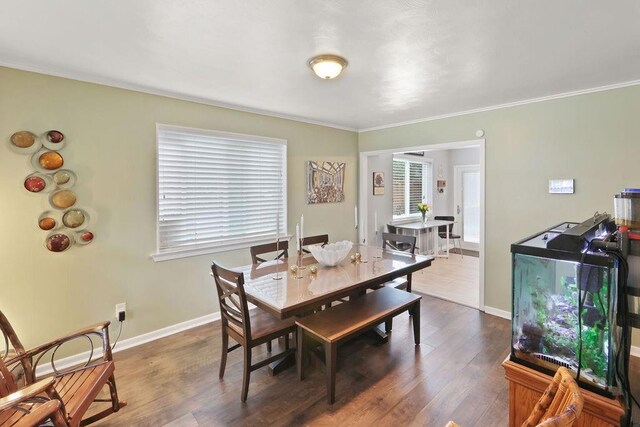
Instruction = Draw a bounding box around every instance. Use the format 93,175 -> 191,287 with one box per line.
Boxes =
359,139 -> 485,310
454,165 -> 480,252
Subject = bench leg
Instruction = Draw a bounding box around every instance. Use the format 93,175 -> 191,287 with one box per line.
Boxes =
385,319 -> 392,333
412,301 -> 421,345
324,342 -> 337,404
297,326 -> 304,381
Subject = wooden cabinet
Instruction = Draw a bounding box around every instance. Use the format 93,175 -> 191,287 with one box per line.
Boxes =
502,359 -> 624,427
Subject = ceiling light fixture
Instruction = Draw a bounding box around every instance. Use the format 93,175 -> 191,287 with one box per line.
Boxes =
308,55 -> 348,79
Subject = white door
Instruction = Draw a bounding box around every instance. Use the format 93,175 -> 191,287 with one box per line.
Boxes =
454,165 -> 480,251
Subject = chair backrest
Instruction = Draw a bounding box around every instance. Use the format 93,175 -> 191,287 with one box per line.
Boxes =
0,356 -> 17,397
434,215 -> 455,233
382,232 -> 416,254
211,263 -> 251,341
522,367 -> 584,427
250,240 -> 289,264
0,311 -> 25,361
301,234 -> 329,254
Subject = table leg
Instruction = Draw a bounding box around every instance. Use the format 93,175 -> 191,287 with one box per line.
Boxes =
268,352 -> 296,376
446,227 -> 450,258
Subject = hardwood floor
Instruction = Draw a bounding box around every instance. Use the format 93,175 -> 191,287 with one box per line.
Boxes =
412,253 -> 480,309
94,295 -> 511,426
91,294 -> 639,426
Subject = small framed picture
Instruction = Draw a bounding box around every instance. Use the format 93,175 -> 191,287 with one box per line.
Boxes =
437,179 -> 446,194
373,172 -> 384,195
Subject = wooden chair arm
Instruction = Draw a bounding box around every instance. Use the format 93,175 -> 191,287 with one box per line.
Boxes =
23,321 -> 113,362
0,377 -> 56,412
15,399 -> 69,427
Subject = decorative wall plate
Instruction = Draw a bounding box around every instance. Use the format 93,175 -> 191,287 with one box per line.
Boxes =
31,150 -> 64,173
62,208 -> 88,228
41,130 -> 66,151
74,230 -> 94,245
52,169 -> 76,188
38,210 -> 61,231
23,172 -> 53,193
45,231 -> 73,252
49,189 -> 77,209
9,131 -> 42,154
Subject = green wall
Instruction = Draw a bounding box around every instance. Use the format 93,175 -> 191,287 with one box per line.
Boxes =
2,65 -> 638,350
359,85 -> 640,345
0,67 -> 358,348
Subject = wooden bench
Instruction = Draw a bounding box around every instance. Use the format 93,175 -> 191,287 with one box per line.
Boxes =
295,286 -> 421,403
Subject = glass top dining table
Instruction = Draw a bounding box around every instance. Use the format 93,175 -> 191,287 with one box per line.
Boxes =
237,245 -> 433,319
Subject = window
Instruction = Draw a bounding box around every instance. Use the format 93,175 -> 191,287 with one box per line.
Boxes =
392,157 -> 432,218
154,124 -> 287,261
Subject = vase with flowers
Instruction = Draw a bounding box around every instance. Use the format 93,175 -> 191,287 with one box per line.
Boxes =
417,202 -> 431,223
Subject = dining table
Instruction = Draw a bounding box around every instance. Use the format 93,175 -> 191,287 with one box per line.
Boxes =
234,244 -> 433,374
238,244 -> 433,320
391,219 -> 455,258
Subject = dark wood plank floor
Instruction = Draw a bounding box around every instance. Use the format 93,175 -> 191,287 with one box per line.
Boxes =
94,295 -> 510,426
92,294 -> 639,426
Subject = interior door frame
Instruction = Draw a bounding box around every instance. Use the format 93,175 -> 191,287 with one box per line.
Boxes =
453,164 -> 481,251
359,138 -> 486,311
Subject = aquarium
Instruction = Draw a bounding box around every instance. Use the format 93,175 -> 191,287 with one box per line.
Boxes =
511,219 -> 618,396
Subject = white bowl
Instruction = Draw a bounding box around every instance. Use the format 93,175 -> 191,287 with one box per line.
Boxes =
308,240 -> 353,267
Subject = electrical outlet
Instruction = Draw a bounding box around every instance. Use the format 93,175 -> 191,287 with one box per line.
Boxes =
115,303 -> 126,321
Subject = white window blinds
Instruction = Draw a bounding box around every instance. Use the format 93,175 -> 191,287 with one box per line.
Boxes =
155,124 -> 287,261
392,157 -> 433,218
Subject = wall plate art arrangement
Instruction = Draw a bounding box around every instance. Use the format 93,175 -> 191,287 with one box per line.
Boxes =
8,129 -> 95,252
306,161 -> 345,204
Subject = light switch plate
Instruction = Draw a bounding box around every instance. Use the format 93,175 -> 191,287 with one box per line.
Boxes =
549,179 -> 575,194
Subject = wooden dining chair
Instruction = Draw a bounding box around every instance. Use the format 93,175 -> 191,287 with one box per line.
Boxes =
434,215 -> 463,258
381,232 -> 417,292
300,234 -> 329,254
0,311 -> 125,426
386,225 -> 413,251
250,240 -> 289,264
212,262 -> 296,402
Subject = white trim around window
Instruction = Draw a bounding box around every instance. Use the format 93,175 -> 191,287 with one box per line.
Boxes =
152,124 -> 287,262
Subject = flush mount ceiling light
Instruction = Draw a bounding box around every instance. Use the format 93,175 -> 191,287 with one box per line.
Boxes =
308,55 -> 348,79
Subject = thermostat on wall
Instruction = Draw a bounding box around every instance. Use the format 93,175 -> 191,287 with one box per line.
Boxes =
549,179 -> 575,194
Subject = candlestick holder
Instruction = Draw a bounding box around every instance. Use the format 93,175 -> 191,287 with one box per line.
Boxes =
297,252 -> 307,270
273,239 -> 283,280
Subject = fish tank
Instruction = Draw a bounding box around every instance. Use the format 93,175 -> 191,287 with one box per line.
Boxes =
510,216 -> 619,396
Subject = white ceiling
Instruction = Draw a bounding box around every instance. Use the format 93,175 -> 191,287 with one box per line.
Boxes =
1,1 -> 640,131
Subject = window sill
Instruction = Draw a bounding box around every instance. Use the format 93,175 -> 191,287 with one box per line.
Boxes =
151,235 -> 293,262
391,215 -> 422,225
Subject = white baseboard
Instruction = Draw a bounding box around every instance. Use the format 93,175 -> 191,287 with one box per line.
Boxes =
36,311 -> 220,376
631,345 -> 640,358
484,305 -> 511,320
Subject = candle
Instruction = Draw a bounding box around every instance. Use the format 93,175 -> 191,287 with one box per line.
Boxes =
296,223 -> 300,252
300,214 -> 304,240
374,211 -> 378,234
355,206 -> 358,228
276,210 -> 280,242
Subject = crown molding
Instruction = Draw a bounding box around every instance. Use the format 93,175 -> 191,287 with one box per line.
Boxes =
0,60 -> 357,132
358,79 -> 640,133
3,60 -> 639,134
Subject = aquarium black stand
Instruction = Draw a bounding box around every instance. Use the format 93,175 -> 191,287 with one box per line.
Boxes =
503,358 -> 625,427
